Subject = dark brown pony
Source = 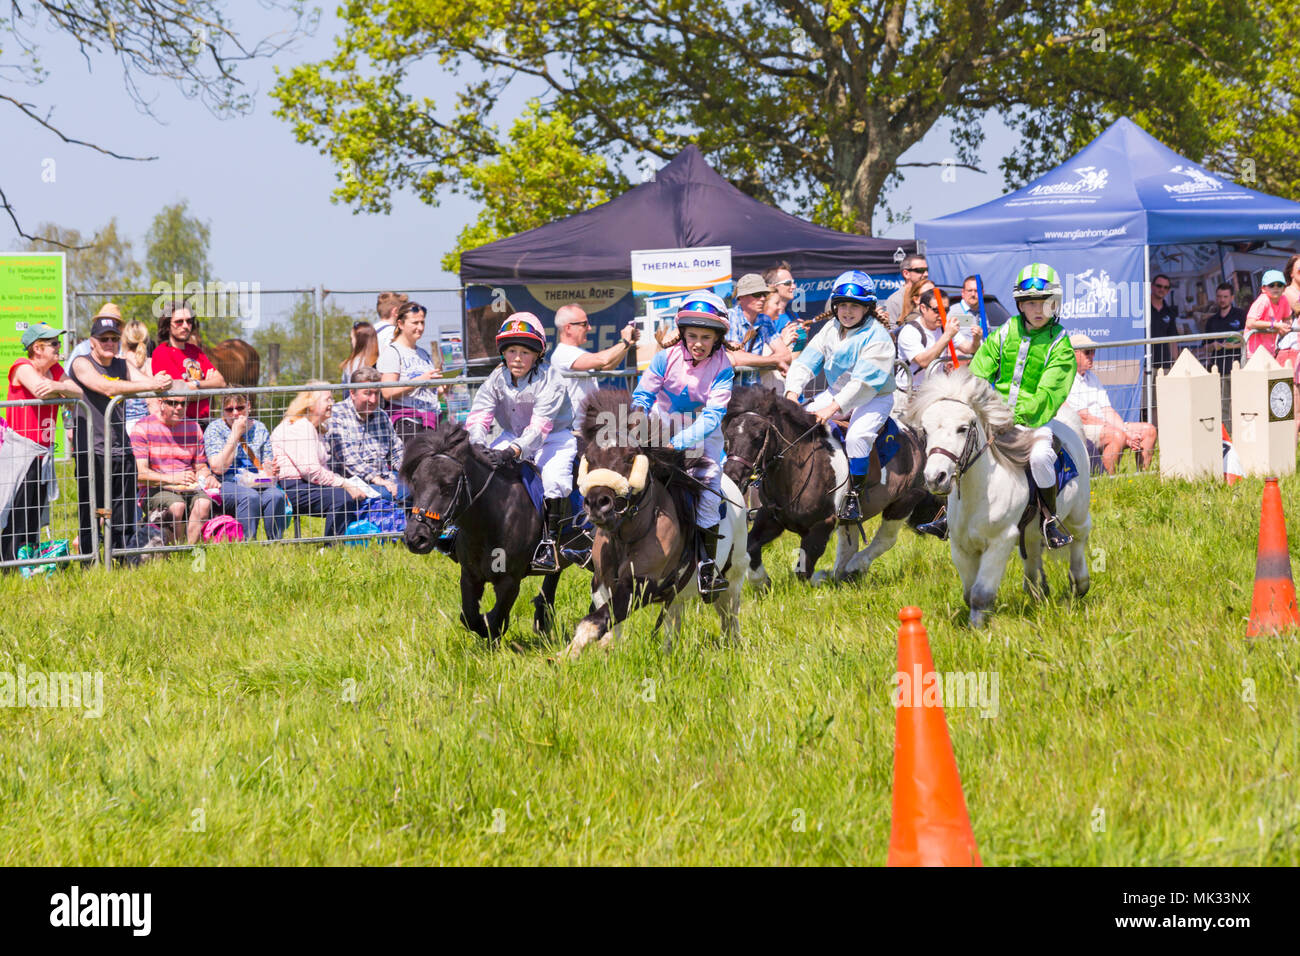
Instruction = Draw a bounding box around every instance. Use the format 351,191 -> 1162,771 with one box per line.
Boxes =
722,386 -> 940,584
562,390 -> 746,659
401,419 -> 586,641
209,339 -> 260,388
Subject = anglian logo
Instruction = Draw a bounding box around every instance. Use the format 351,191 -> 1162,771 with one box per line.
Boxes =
1163,165 -> 1223,195
1026,165 -> 1110,196
1060,268 -> 1118,319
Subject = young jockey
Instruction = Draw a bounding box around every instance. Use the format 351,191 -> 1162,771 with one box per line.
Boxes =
466,312 -> 581,572
632,290 -> 735,595
917,262 -> 1077,548
783,270 -> 897,522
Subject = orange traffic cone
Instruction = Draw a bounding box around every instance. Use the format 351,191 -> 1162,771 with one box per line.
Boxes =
1246,478 -> 1300,637
887,606 -> 982,866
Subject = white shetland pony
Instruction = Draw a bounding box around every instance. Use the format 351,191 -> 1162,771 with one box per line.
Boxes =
902,369 -> 1092,628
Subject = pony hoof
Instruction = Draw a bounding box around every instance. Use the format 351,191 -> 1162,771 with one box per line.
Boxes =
809,570 -> 828,586
596,631 -> 616,649
969,609 -> 990,629
1071,577 -> 1091,598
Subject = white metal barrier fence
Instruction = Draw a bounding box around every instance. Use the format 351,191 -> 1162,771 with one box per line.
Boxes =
100,370 -> 640,562
0,398 -> 99,573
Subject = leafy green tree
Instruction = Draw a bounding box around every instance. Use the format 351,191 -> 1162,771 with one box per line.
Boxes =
440,101 -> 612,272
251,294 -> 361,385
272,1 -> 1270,234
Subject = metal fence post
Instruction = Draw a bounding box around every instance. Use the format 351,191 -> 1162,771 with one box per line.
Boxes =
316,285 -> 325,381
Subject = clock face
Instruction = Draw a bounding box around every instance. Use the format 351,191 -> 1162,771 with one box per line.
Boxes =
1269,379 -> 1294,421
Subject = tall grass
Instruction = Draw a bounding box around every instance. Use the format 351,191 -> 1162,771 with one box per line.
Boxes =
0,472 -> 1296,865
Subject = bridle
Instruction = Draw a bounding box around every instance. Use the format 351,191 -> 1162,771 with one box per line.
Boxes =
726,411 -> 821,490
924,398 -> 988,493
409,452 -> 498,530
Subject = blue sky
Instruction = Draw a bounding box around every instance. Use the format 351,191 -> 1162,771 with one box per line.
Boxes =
1,6 -> 1018,290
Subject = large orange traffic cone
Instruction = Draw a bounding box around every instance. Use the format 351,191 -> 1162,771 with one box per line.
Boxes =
1246,478 -> 1300,637
887,606 -> 982,866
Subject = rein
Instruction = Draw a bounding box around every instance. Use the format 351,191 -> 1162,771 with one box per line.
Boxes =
728,410 -> 821,488
409,451 -> 499,528
924,398 -> 989,495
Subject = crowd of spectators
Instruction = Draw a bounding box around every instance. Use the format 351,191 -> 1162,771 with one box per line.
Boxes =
9,262 -> 1300,568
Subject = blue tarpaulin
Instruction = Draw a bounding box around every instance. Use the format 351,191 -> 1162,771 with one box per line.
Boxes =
916,117 -> 1300,420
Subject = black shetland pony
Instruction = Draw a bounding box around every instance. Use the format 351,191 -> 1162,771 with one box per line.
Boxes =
562,390 -> 746,659
401,419 -> 584,642
722,386 -> 940,585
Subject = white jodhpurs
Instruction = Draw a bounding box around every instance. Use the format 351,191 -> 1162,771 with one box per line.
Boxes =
1016,424 -> 1056,488
809,389 -> 895,476
492,429 -> 577,498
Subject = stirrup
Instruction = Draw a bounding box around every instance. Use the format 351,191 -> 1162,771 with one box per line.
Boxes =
697,558 -> 727,596
1041,516 -> 1073,550
531,538 -> 560,573
837,489 -> 863,522
916,509 -> 948,540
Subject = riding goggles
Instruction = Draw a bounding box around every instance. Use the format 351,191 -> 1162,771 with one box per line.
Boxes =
678,299 -> 729,320
1015,276 -> 1051,293
831,284 -> 875,301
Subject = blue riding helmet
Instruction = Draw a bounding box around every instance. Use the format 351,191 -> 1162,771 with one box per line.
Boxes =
829,270 -> 877,307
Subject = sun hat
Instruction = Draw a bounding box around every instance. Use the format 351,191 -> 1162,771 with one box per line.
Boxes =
93,302 -> 123,322
1262,269 -> 1286,287
734,274 -> 772,298
1070,333 -> 1100,350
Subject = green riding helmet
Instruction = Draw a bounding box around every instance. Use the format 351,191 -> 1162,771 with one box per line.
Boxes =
1012,263 -> 1064,319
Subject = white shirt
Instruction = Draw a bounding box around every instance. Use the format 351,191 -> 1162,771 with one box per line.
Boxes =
896,319 -> 943,389
376,323 -> 397,353
550,342 -> 599,432
376,341 -> 440,412
1066,369 -> 1113,416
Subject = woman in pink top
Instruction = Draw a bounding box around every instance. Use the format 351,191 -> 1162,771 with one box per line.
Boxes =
1245,269 -> 1292,357
271,384 -> 366,539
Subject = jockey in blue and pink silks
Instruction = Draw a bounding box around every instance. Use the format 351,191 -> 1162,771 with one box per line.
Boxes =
631,290 -> 734,595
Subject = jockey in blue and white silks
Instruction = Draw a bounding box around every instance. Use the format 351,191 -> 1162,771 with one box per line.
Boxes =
466,311 -> 578,572
783,270 -> 896,522
631,290 -> 734,594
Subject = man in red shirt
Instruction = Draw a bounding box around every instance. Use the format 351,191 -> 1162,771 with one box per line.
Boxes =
151,302 -> 225,420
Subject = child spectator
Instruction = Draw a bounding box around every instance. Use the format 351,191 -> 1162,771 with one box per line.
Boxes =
341,321 -> 379,383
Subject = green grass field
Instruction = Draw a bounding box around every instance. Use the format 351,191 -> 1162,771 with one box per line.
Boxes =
1,471 -> 1298,865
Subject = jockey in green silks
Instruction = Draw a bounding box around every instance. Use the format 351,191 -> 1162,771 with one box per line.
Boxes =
917,262 -> 1078,548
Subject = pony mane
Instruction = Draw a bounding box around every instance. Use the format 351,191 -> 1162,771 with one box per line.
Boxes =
580,387 -> 685,473
901,368 -> 1036,470
400,417 -> 505,484
725,385 -> 818,440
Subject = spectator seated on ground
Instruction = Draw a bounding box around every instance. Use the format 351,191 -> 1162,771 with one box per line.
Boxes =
204,393 -> 287,540
1065,334 -> 1156,474
272,384 -> 366,540
131,395 -> 219,545
327,367 -> 407,501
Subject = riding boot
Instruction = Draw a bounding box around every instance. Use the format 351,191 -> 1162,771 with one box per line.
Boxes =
1037,482 -> 1073,550
531,498 -> 565,573
434,523 -> 459,561
916,506 -> 948,540
696,524 -> 728,600
549,496 -> 592,569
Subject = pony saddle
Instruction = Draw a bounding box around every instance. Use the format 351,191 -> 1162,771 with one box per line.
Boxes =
826,416 -> 904,484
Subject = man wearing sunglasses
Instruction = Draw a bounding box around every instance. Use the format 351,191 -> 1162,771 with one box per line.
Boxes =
152,302 -> 226,421
917,263 -> 1077,548
68,311 -> 174,560
884,255 -> 929,324
551,304 -> 638,436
